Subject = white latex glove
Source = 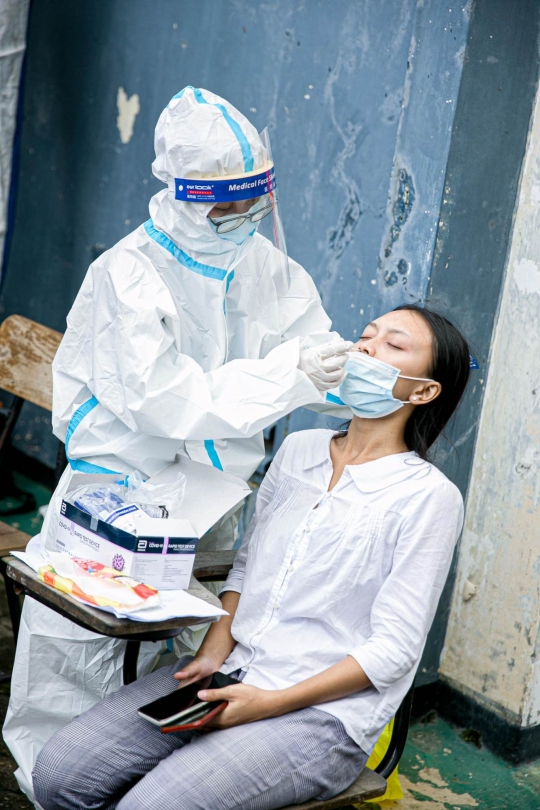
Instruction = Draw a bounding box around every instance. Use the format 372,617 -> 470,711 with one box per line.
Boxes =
298,340 -> 354,392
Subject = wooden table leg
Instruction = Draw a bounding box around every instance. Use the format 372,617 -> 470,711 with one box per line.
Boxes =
123,640 -> 141,685
0,557 -> 22,643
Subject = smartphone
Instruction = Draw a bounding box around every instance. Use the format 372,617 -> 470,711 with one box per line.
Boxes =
137,671 -> 238,728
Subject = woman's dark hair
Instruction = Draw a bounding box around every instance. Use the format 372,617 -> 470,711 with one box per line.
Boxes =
338,304 -> 471,460
393,304 -> 470,459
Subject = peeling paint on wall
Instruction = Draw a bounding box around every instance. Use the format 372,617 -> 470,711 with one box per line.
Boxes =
327,185 -> 362,259
381,165 -> 415,286
116,87 -> 140,145
377,1 -> 470,306
385,167 -> 416,259
322,51 -> 365,268
513,257 -> 540,295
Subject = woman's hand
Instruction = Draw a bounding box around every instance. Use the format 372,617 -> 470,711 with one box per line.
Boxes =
174,592 -> 242,690
200,657 -> 371,728
199,683 -> 280,729
174,654 -> 216,689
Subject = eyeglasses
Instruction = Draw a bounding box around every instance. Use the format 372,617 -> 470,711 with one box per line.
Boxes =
209,200 -> 275,234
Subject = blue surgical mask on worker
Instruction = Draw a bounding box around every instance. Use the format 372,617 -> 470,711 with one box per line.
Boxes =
208,215 -> 256,245
339,352 -> 434,418
207,198 -> 272,245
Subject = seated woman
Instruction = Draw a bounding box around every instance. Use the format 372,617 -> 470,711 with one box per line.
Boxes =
33,304 -> 470,810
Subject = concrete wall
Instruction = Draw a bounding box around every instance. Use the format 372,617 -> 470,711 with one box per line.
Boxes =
440,63 -> 540,730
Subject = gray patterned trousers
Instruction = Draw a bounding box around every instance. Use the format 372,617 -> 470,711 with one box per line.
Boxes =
32,656 -> 367,810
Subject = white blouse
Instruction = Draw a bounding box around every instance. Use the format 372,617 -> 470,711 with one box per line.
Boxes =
220,429 -> 463,753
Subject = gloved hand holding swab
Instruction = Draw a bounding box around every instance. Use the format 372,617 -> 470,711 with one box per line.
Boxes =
298,339 -> 353,391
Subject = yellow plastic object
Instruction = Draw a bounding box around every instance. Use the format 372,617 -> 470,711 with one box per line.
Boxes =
38,558 -> 159,611
357,718 -> 404,805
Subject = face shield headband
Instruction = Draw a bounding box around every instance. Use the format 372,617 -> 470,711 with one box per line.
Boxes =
174,164 -> 276,204
172,128 -> 290,292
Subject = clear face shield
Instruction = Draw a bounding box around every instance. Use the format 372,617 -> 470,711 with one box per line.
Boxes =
173,127 -> 290,290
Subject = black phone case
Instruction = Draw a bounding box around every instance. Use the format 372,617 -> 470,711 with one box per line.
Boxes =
138,671 -> 239,726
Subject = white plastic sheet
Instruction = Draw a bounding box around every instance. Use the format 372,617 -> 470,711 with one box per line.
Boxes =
11,540 -> 228,622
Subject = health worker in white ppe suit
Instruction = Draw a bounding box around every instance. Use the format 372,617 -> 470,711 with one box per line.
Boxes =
3,86 -> 351,804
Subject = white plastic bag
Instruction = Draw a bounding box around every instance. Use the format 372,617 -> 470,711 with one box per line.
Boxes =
69,484 -> 145,533
66,468 -> 187,536
125,469 -> 186,518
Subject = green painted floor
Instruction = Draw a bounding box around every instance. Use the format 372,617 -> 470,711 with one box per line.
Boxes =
1,474 -> 540,809
359,716 -> 540,810
0,472 -> 52,536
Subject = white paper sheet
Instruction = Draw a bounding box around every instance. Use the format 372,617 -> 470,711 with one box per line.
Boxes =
11,538 -> 227,623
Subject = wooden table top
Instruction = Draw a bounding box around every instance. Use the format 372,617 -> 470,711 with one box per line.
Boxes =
4,552 -> 235,642
0,521 -> 31,554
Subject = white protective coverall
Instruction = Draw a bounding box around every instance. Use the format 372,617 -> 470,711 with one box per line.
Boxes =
4,87 -> 348,804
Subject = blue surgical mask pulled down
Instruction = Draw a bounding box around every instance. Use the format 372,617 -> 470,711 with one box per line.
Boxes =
339,352 -> 434,418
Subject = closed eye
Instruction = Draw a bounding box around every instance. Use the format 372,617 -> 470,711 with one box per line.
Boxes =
388,343 -> 404,350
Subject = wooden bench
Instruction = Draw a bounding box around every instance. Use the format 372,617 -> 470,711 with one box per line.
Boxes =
0,315 -> 65,506
0,521 -> 32,638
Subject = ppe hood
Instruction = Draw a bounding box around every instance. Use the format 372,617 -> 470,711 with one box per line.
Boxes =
149,87 -> 289,285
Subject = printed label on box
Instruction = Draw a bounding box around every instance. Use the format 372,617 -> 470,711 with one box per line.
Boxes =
55,501 -> 199,590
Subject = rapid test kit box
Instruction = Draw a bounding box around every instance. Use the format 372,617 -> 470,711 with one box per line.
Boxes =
46,457 -> 251,591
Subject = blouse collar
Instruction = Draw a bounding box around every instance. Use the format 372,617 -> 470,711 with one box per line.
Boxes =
303,432 -> 432,493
